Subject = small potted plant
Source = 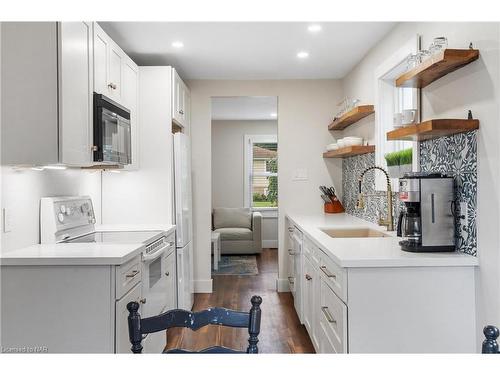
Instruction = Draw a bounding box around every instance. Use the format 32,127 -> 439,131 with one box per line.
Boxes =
398,148 -> 413,176
385,148 -> 413,178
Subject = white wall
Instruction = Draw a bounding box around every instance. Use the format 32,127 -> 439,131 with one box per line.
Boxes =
211,119 -> 278,247
211,119 -> 277,208
0,167 -> 101,252
101,67 -> 173,226
341,22 -> 500,349
188,80 -> 343,292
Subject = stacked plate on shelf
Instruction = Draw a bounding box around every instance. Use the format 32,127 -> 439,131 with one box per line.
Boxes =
326,136 -> 363,151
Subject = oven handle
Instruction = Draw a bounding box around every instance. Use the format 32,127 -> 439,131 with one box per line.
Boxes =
142,245 -> 167,262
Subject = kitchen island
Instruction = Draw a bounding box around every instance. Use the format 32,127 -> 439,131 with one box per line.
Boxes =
285,213 -> 477,353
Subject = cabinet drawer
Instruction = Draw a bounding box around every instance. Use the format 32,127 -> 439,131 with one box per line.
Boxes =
116,255 -> 141,300
318,250 -> 347,302
304,237 -> 320,267
320,279 -> 347,353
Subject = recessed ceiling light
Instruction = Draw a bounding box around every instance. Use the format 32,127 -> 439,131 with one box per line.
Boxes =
308,24 -> 322,33
270,113 -> 277,118
297,51 -> 309,59
172,41 -> 184,48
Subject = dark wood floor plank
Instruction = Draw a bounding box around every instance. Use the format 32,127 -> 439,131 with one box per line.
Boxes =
166,248 -> 315,353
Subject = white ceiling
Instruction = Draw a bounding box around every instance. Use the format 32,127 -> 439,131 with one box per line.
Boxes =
211,96 -> 278,120
99,22 -> 396,79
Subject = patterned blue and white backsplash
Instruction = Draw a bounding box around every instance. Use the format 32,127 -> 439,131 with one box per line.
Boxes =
341,130 -> 477,256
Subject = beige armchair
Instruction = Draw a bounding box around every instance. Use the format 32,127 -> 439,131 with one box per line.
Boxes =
212,208 -> 262,255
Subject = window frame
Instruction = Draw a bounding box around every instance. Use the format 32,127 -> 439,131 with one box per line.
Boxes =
243,134 -> 278,211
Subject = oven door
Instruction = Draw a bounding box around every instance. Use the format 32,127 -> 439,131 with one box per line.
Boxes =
93,93 -> 131,165
141,246 -> 169,318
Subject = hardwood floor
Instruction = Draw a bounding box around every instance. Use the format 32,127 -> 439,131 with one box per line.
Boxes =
166,248 -> 315,353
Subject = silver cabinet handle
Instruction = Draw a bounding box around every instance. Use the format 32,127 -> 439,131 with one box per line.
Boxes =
139,298 -> 147,304
165,272 -> 170,276
108,83 -> 117,90
321,306 -> 337,324
288,227 -> 294,232
126,270 -> 139,278
305,274 -> 312,281
320,265 -> 336,279
288,249 -> 296,255
179,109 -> 184,115
288,276 -> 295,284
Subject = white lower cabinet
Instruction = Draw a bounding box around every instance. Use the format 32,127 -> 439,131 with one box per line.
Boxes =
293,229 -> 476,353
115,281 -> 142,353
319,277 -> 348,353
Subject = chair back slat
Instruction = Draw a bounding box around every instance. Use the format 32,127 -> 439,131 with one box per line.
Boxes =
139,307 -> 250,334
126,295 -> 263,354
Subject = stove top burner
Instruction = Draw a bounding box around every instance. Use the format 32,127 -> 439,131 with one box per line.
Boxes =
64,231 -> 163,244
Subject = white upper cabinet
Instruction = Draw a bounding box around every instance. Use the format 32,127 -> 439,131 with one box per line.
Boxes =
58,21 -> 94,166
121,57 -> 139,170
93,23 -> 124,101
172,68 -> 190,130
108,41 -> 123,101
1,22 -> 93,167
93,23 -> 139,169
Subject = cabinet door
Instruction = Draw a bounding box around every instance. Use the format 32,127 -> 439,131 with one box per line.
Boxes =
93,24 -> 109,95
164,251 -> 177,311
58,21 -> 93,166
303,257 -> 313,333
108,41 -> 123,101
121,58 -> 139,170
172,70 -> 182,125
115,281 -> 142,353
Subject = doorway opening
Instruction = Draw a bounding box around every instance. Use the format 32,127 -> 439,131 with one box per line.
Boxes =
210,96 -> 279,282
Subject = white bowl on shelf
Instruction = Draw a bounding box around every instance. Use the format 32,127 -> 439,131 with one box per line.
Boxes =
326,143 -> 338,151
344,136 -> 363,146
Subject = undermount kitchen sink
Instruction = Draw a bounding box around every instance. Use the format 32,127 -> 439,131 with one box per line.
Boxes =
320,227 -> 389,238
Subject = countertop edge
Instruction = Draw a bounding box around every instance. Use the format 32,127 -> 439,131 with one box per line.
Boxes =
286,213 -> 478,268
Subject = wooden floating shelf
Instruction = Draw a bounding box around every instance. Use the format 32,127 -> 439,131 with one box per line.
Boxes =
323,145 -> 375,158
328,105 -> 375,130
386,119 -> 479,142
396,49 -> 479,88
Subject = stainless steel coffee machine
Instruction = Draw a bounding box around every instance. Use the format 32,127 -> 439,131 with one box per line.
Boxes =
397,172 -> 455,252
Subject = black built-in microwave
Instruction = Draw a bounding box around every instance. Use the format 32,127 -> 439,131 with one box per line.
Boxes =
93,93 -> 131,165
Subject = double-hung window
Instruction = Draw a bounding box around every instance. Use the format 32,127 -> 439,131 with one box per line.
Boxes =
244,135 -> 278,209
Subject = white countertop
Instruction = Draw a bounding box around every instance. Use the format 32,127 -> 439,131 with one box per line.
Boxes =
0,224 -> 176,266
287,213 -> 478,268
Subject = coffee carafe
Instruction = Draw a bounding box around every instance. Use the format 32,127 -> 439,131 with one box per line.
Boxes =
397,173 -> 455,252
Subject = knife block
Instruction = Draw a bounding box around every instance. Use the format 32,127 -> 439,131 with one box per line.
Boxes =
324,199 -> 345,214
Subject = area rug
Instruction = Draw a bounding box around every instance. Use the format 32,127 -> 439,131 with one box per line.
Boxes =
212,255 -> 259,275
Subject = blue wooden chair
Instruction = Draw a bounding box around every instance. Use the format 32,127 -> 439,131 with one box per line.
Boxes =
482,325 -> 499,353
127,295 -> 262,353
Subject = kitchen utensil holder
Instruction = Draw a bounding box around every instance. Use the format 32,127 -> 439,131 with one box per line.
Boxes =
324,199 -> 345,214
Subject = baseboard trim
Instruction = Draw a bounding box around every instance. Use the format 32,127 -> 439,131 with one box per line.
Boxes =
276,278 -> 290,292
194,279 -> 213,293
263,240 -> 278,248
